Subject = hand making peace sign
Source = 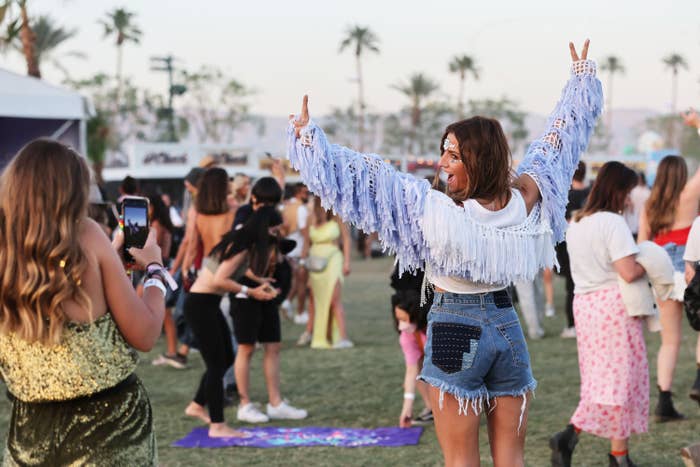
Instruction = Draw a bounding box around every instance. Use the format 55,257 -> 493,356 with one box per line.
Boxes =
569,39 -> 590,62
292,40 -> 591,139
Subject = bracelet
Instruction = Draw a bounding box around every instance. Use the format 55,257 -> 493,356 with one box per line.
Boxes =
144,278 -> 167,298
146,263 -> 178,291
403,393 -> 415,400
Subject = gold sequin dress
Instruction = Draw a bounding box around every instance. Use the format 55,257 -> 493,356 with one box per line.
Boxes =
0,313 -> 156,466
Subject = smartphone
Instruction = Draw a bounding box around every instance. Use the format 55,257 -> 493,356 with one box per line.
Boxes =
122,196 -> 150,264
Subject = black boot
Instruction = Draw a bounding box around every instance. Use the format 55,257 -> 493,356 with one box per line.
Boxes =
689,367 -> 700,406
550,424 -> 578,467
654,386 -> 685,423
608,453 -> 638,467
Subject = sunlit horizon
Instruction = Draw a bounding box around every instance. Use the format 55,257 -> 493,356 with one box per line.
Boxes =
2,0 -> 699,119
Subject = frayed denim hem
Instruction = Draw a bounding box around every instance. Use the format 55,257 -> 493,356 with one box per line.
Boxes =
419,375 -> 537,433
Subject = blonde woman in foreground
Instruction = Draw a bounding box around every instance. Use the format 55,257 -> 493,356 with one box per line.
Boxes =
0,139 -> 167,465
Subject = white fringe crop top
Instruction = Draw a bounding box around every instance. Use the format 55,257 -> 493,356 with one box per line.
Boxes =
286,60 -> 602,291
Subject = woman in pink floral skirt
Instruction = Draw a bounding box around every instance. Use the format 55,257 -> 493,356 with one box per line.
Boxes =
550,162 -> 649,467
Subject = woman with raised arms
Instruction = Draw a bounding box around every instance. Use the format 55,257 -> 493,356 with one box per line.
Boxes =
288,41 -> 602,466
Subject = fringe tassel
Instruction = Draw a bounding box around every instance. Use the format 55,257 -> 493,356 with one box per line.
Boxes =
421,190 -> 556,284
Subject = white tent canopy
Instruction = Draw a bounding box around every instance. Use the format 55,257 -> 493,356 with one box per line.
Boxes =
0,67 -> 87,119
0,68 -> 90,164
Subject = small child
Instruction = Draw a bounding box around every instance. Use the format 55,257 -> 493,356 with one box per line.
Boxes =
390,266 -> 433,427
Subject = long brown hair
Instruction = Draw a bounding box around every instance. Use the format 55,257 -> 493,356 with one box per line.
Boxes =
434,116 -> 513,204
575,161 -> 637,221
195,167 -> 230,215
645,155 -> 687,238
0,139 -> 92,344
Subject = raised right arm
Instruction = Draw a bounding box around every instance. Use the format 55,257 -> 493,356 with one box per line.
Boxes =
287,112 -> 430,272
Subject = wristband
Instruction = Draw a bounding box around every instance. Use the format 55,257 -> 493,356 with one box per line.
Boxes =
146,263 -> 178,291
144,278 -> 167,298
403,393 -> 415,400
235,285 -> 249,299
299,258 -> 306,267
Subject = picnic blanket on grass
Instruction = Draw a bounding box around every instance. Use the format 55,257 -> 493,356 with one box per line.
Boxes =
172,426 -> 423,448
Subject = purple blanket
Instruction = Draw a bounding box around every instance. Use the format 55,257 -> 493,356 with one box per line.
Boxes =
172,426 -> 423,448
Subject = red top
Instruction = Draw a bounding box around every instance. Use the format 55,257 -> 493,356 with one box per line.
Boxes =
654,225 -> 692,246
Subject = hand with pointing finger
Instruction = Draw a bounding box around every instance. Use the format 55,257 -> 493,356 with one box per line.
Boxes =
290,95 -> 310,139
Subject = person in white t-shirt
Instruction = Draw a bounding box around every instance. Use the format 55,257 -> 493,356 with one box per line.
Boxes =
551,162 -> 649,467
280,183 -> 311,326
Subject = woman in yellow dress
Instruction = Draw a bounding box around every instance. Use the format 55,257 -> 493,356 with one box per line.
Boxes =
0,139 -> 167,466
301,197 -> 353,349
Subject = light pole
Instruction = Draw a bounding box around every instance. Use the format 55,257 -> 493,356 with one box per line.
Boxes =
150,55 -> 186,142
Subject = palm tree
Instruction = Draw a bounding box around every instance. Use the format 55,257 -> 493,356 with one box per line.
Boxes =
392,73 -> 439,155
0,0 -> 40,77
339,25 -> 379,152
99,7 -> 141,110
448,55 -> 479,118
662,53 -> 688,146
600,55 -> 625,130
11,15 -> 83,78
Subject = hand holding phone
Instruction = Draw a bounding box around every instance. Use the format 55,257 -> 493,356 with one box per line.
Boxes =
121,196 -> 151,266
126,228 -> 163,269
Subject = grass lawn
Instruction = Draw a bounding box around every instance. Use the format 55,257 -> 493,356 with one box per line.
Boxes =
2,256 -> 699,466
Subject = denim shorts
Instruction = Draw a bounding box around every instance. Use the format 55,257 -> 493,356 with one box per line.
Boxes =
663,242 -> 686,272
419,290 -> 537,415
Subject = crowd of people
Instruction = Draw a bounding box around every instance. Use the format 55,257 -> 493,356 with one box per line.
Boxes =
3,38 -> 700,467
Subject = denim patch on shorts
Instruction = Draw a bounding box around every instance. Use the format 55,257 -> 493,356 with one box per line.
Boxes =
431,323 -> 481,373
419,290 -> 537,410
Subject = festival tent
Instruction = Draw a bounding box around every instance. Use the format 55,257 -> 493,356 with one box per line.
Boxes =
0,67 -> 90,166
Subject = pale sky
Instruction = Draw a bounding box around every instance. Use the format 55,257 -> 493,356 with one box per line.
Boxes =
3,0 -> 699,117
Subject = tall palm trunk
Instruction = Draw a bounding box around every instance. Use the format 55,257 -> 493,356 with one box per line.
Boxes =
115,35 -> 124,112
668,70 -> 678,147
457,70 -> 465,118
410,99 -> 420,155
19,5 -> 39,78
355,52 -> 365,152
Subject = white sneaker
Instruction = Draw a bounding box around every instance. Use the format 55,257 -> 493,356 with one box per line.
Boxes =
280,300 -> 293,320
237,402 -> 270,423
545,303 -> 556,317
296,330 -> 312,346
293,311 -> 309,325
333,339 -> 354,349
560,326 -> 576,339
267,400 -> 308,420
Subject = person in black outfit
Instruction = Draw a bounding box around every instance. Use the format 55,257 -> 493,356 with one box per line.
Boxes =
557,160 -> 590,338
232,177 -> 283,229
220,206 -> 309,423
182,211 -> 278,438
